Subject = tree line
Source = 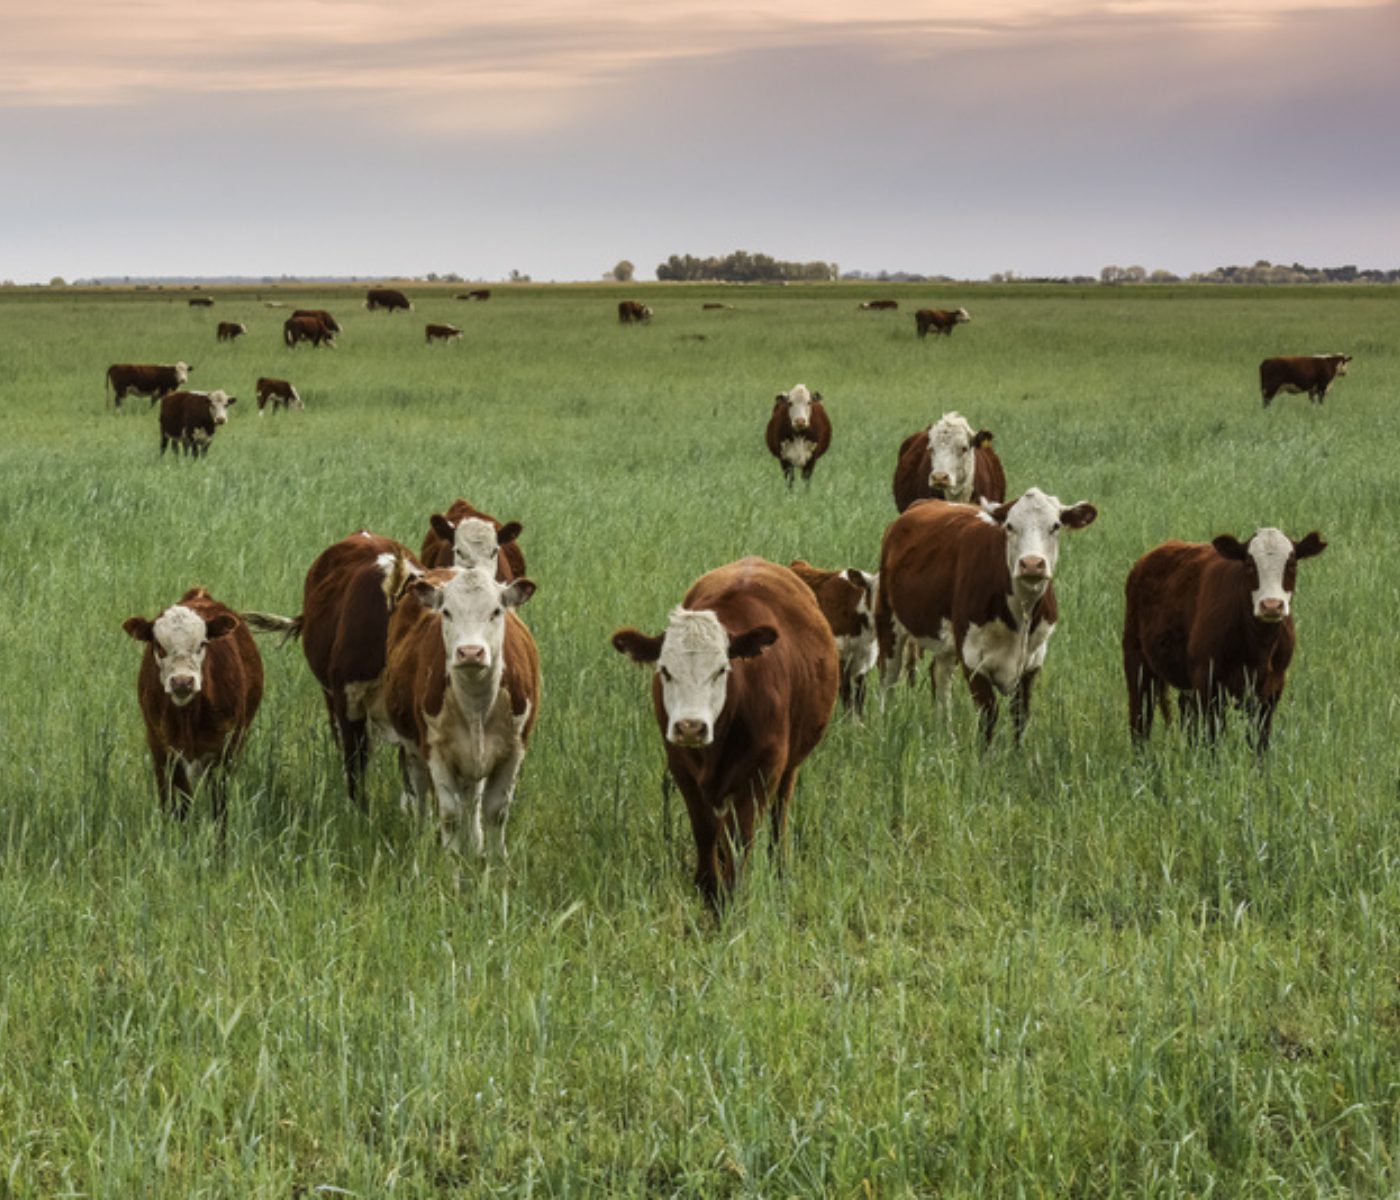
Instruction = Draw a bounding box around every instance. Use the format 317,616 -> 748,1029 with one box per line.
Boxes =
655,251 -> 838,283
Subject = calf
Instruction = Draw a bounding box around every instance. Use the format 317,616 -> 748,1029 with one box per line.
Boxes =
123,586 -> 263,828
876,490 -> 1097,742
892,411 -> 1006,512
915,307 -> 970,337
789,559 -> 879,714
765,383 -> 832,486
255,376 -> 302,414
1260,355 -> 1351,406
1123,528 -> 1326,748
612,557 -> 838,909
365,287 -> 412,312
381,566 -> 540,858
617,300 -> 652,324
859,299 -> 898,310
425,323 -> 463,343
105,361 -> 190,410
216,321 -> 247,342
159,389 -> 235,457
420,499 -> 526,580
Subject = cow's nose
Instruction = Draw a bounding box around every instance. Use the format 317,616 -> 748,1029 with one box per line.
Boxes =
1018,556 -> 1048,578
672,718 -> 709,746
1258,598 -> 1286,620
169,675 -> 196,695
930,471 -> 952,487
454,643 -> 488,667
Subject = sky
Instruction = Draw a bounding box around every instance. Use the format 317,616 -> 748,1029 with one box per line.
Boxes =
2,0 -> 1397,282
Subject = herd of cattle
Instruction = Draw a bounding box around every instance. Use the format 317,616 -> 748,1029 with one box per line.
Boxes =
112,289 -> 1347,905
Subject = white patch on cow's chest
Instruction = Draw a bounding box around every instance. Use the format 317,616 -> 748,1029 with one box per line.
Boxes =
426,683 -> 519,782
961,609 -> 1056,695
781,437 -> 815,467
175,751 -> 215,783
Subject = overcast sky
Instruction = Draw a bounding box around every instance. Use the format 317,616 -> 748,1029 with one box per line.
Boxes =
2,0 -> 1396,282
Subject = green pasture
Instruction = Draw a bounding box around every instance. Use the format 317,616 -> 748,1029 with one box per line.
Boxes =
0,282 -> 1397,1196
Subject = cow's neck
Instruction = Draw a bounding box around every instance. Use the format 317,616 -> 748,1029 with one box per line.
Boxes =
448,659 -> 504,721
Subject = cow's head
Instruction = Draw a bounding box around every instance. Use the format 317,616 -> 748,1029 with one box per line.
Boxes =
123,604 -> 238,706
1211,528 -> 1326,623
985,488 -> 1097,595
174,361 -> 190,383
412,567 -> 535,679
1327,353 -> 1352,376
612,608 -> 778,748
776,384 -> 821,434
954,308 -> 971,323
428,514 -> 523,573
205,389 -> 235,424
926,412 -> 992,502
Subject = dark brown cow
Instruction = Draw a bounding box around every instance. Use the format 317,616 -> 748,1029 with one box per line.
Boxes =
859,299 -> 899,310
892,411 -> 1006,512
255,376 -> 302,414
765,384 -> 832,486
283,313 -> 336,348
468,289 -> 491,300
1123,528 -> 1325,749
216,321 -> 247,342
612,557 -> 839,909
1259,355 -> 1351,406
292,309 -> 342,335
789,559 -> 879,714
915,307 -> 970,337
189,297 -> 215,307
365,287 -> 412,312
617,300 -> 652,324
702,302 -> 734,310
420,499 -> 526,581
425,323 -> 463,343
158,389 -> 235,457
123,586 -> 263,829
876,490 -> 1097,742
105,361 -> 190,410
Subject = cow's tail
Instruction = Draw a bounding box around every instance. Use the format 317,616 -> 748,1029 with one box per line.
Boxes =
240,611 -> 303,646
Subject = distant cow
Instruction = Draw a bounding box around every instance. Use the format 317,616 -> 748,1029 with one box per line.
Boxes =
159,389 -> 235,457
702,303 -> 734,310
469,289 -> 491,301
876,490 -> 1097,742
612,557 -> 839,909
255,376 -> 302,414
283,313 -> 336,348
1123,528 -> 1326,749
365,287 -> 412,312
425,323 -> 463,343
216,321 -> 247,342
789,560 -> 879,714
292,309 -> 342,335
765,384 -> 832,486
859,300 -> 899,311
189,297 -> 215,308
617,300 -> 652,324
1259,355 -> 1351,406
123,586 -> 263,829
420,499 -> 526,581
915,307 -> 970,337
892,412 -> 1006,512
105,361 -> 190,410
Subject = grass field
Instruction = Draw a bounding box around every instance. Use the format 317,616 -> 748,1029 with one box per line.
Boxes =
1,281 -> 1398,1196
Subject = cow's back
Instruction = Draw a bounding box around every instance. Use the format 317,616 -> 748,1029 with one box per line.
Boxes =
880,502 -> 1004,636
1125,540 -> 1246,689
301,533 -> 414,689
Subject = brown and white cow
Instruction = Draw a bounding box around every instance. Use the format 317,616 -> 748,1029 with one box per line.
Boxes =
105,361 -> 190,410
420,499 -> 526,581
159,389 -> 235,457
425,323 -> 463,343
216,321 -> 247,342
365,287 -> 412,312
189,296 -> 215,308
292,309 -> 342,335
915,307 -> 970,337
1123,528 -> 1325,749
123,586 -> 263,828
1259,355 -> 1351,406
892,412 -> 1006,512
255,376 -> 302,414
617,300 -> 652,324
468,289 -> 491,301
612,557 -> 838,909
860,299 -> 899,311
789,559 -> 879,714
380,565 -> 540,858
765,384 -> 832,486
876,490 -> 1097,742
283,313 -> 337,349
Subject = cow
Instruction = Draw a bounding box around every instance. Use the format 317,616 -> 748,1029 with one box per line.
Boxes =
105,361 -> 190,410
365,287 -> 412,312
702,303 -> 734,310
892,412 -> 1006,512
216,321 -> 247,342
617,300 -> 652,324
123,586 -> 263,830
189,297 -> 215,308
859,300 -> 899,311
420,499 -> 526,581
292,309 -> 342,335
158,389 -> 236,457
1122,528 -> 1326,749
425,323 -> 463,343
255,376 -> 302,414
283,313 -> 336,349
765,384 -> 832,486
876,490 -> 1098,742
915,307 -> 970,337
1259,355 -> 1351,406
469,289 -> 491,301
789,560 -> 879,715
612,558 -> 839,909
380,564 -> 541,859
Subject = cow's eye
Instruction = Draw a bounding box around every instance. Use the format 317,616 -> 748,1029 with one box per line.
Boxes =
659,666 -> 672,681
1051,522 -> 1061,533
442,608 -> 453,621
712,666 -> 729,681
1006,524 -> 1017,535
491,608 -> 502,620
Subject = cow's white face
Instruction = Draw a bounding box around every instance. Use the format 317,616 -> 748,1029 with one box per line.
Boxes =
417,568 -> 534,680
1212,527 -> 1325,622
927,412 -> 977,500
288,387 -> 304,410
124,604 -> 236,706
174,361 -> 190,384
780,383 -> 815,433
1328,354 -> 1350,376
206,389 -> 234,424
987,487 -> 1098,596
955,308 -> 970,323
452,518 -> 501,572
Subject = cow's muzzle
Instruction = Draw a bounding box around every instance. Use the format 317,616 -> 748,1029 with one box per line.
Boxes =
670,718 -> 711,747
1256,598 -> 1287,622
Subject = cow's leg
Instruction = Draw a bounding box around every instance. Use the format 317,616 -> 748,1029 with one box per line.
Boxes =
852,670 -> 867,717
838,666 -> 853,712
966,672 -> 1000,744
397,746 -> 432,819
160,434 -> 169,455
1124,637 -> 1159,744
1249,684 -> 1283,755
428,760 -> 479,857
155,745 -> 193,821
479,747 -> 526,861
782,463 -> 795,488
329,696 -> 371,812
801,460 -> 816,483
673,771 -> 723,910
769,767 -> 797,862
1011,670 -> 1038,743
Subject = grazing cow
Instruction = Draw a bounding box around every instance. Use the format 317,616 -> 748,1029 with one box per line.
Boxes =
1259,355 -> 1351,406
425,323 -> 463,343
859,299 -> 899,311
216,321 -> 247,342
876,490 -> 1098,742
189,297 -> 215,308
292,309 -> 342,335
612,558 -> 839,909
105,361 -> 190,410
1123,529 -> 1326,749
159,389 -> 235,457
789,559 -> 879,714
765,384 -> 832,486
617,300 -> 652,324
255,376 -> 302,414
892,412 -> 1006,512
283,313 -> 337,348
381,565 -> 540,858
123,586 -> 263,828
469,289 -> 491,301
702,302 -> 734,310
420,499 -> 526,581
365,287 -> 412,312
915,307 -> 970,337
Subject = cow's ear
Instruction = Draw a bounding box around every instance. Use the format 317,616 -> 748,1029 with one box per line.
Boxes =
501,579 -> 536,609
123,616 -> 154,642
1060,502 -> 1098,530
811,391 -> 823,403
1212,534 -> 1249,561
972,429 -> 994,449
429,513 -> 455,541
728,625 -> 779,660
1293,531 -> 1327,559
496,521 -> 522,547
775,393 -> 788,404
844,568 -> 868,594
989,501 -> 1014,525
204,614 -> 238,640
225,396 -> 237,405
412,578 -> 445,610
612,628 -> 663,663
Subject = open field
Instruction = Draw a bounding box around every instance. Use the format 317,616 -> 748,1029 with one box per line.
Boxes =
1,282 -> 1398,1196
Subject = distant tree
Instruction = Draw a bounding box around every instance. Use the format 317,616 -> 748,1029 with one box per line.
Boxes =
1149,269 -> 1180,283
509,269 -> 531,283
1100,265 -> 1123,285
48,276 -> 66,287
1122,265 -> 1147,283
612,260 -> 635,282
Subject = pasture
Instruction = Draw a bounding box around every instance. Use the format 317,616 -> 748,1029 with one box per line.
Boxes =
1,281 -> 1398,1196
